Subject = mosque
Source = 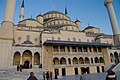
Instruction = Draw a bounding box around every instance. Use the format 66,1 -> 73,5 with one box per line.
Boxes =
0,0 -> 120,76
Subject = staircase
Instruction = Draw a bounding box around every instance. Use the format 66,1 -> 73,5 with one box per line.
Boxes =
113,63 -> 120,71
0,66 -> 47,80
105,64 -> 116,72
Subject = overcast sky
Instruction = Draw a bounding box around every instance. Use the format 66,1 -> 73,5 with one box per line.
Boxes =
0,0 -> 120,34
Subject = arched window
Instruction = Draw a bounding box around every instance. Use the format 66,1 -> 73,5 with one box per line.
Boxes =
110,53 -> 114,62
53,57 -> 59,65
73,37 -> 76,41
79,57 -> 84,64
26,35 -> 30,40
100,57 -> 104,63
73,57 -> 78,64
68,38 -> 70,41
34,52 -> 40,65
60,57 -> 66,65
13,52 -> 21,65
58,37 -> 61,40
95,57 -> 99,63
85,57 -> 90,64
52,37 -> 54,40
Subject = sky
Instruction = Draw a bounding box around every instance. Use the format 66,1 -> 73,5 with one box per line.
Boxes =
0,0 -> 120,35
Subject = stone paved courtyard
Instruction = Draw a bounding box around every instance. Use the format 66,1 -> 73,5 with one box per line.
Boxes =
0,67 -> 120,80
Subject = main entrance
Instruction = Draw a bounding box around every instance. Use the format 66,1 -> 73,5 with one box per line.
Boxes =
22,50 -> 32,69
24,61 -> 30,69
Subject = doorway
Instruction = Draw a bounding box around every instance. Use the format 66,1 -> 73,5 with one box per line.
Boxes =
62,68 -> 66,76
24,61 -> 30,69
74,68 -> 78,75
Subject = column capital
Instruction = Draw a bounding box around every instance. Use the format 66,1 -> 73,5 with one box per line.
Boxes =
104,0 -> 113,7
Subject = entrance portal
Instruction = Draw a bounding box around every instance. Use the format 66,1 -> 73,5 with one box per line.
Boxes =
24,61 -> 29,69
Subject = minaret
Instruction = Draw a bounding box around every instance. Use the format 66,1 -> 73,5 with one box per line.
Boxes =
20,0 -> 24,21
4,0 -> 16,23
104,0 -> 120,35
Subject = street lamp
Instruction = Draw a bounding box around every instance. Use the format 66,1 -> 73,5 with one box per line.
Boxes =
39,29 -> 51,68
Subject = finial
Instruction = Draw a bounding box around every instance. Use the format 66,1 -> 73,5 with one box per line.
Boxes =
21,0 -> 24,8
31,15 -> 32,18
65,6 -> 68,15
88,22 -> 90,26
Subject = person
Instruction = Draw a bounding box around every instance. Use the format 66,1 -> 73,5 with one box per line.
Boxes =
106,70 -> 117,80
50,71 -> 52,80
27,72 -> 38,80
19,65 -> 22,72
17,65 -> 19,71
43,72 -> 46,80
55,73 -> 58,79
80,67 -> 91,80
46,71 -> 49,80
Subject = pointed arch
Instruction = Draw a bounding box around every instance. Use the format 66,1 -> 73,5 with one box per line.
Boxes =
85,57 -> 90,64
79,57 -> 84,64
60,57 -> 66,65
110,53 -> 114,62
100,57 -> 104,63
53,57 -> 59,65
13,52 -> 21,65
73,57 -> 78,64
34,52 -> 40,65
22,50 -> 32,65
114,52 -> 119,63
95,57 -> 99,63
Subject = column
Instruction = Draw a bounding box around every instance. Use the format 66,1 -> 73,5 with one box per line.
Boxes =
104,0 -> 120,35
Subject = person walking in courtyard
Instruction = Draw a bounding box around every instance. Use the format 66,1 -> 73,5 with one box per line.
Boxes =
80,67 -> 91,80
27,72 -> 38,80
17,65 -> 19,71
106,70 -> 117,80
55,73 -> 58,79
19,65 -> 22,72
46,71 -> 49,80
50,71 -> 53,80
43,72 -> 46,80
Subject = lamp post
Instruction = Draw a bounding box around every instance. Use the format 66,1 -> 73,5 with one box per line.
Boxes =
39,29 -> 51,68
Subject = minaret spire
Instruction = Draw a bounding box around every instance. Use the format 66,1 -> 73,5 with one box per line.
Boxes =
65,7 -> 68,15
21,0 -> 24,8
20,0 -> 24,21
4,0 -> 16,22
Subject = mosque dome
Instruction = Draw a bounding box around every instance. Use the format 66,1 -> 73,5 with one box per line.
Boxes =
44,11 -> 64,15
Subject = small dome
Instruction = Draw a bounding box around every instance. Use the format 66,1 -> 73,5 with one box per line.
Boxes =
75,19 -> 80,22
84,26 -> 96,30
36,14 -> 43,18
22,40 -> 33,44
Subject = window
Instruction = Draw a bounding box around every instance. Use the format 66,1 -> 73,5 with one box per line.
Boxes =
53,46 -> 58,52
72,46 -> 77,52
58,37 -> 61,40
73,37 -> 76,41
98,47 -> 101,52
26,35 -> 30,40
78,46 -> 82,52
68,38 -> 70,41
52,37 -> 54,40
89,47 -> 92,52
79,39 -> 81,42
60,46 -> 65,52
93,47 -> 97,52
83,47 -> 88,52
87,39 -> 89,42
67,46 -> 70,52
